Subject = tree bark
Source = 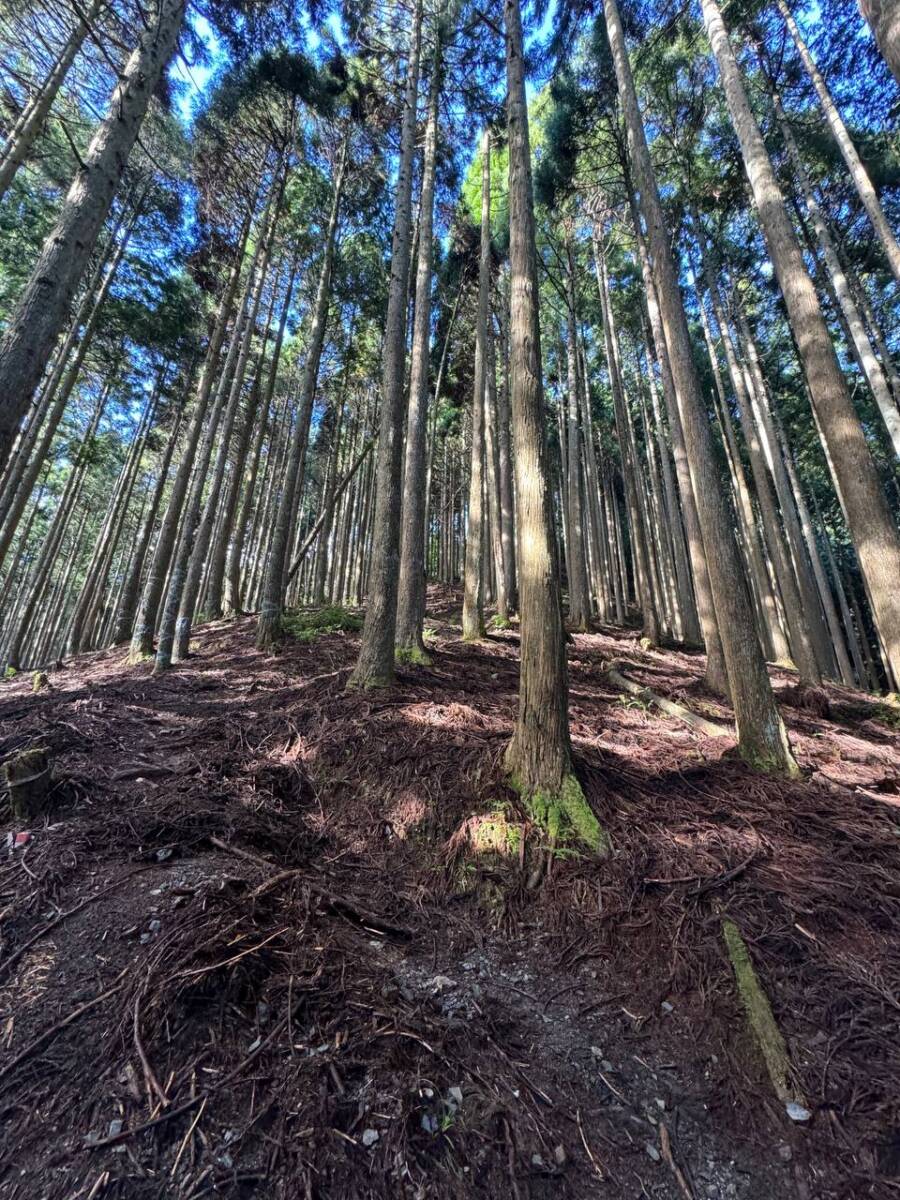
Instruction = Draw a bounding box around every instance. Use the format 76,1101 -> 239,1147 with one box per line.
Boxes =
396,42 -> 442,658
860,0 -> 900,86
604,0 -> 797,774
502,0 -> 573,796
0,0 -> 186,473
774,0 -> 900,283
348,0 -> 422,686
255,141 -> 347,649
701,0 -> 900,687
0,0 -> 100,201
462,130 -> 491,642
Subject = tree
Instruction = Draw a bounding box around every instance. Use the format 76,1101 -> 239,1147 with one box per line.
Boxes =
700,0 -> 900,688
0,0 -> 187,473
603,0 -> 798,775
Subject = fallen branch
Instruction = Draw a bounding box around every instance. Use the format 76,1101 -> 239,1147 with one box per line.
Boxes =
207,836 -> 412,939
88,1010 -> 289,1150
722,917 -> 806,1113
0,971 -> 127,1085
606,666 -> 731,738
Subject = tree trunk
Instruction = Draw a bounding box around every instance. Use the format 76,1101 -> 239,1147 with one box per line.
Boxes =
626,187 -> 727,688
860,0 -> 900,86
774,0 -> 900,283
396,43 -> 442,659
502,0 -> 574,800
256,141 -> 347,649
111,400 -> 182,645
0,0 -> 186,473
128,206 -> 251,660
349,0 -> 422,686
767,79 -> 900,458
701,0 -> 900,687
564,233 -> 591,631
462,130 -> 491,642
604,0 -> 797,773
0,0 -> 100,201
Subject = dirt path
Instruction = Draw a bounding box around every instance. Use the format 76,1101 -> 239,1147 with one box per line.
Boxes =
1,592 -> 898,1197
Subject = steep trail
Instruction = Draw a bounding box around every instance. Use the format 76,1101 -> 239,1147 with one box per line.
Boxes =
1,588 -> 898,1198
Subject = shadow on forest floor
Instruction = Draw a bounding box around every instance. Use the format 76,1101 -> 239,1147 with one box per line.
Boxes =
1,584 -> 898,1199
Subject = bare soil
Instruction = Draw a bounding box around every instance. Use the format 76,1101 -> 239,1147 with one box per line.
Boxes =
1,586 -> 898,1199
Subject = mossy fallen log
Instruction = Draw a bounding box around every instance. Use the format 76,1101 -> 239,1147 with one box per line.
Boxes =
722,917 -> 807,1116
607,666 -> 731,738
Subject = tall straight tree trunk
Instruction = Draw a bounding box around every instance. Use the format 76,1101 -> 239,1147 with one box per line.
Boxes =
204,267 -> 285,620
0,217 -> 135,574
111,401 -> 181,645
0,0 -> 100,201
502,0 -> 589,826
859,0 -> 900,85
564,232 -> 590,631
696,292 -> 791,663
349,0 -> 422,686
701,256 -> 821,684
594,230 -> 660,644
495,299 -> 518,613
462,130 -> 491,642
701,0 -> 900,687
256,140 -> 347,649
767,81 -> 900,457
128,207 -> 251,660
0,0 -> 186,473
774,0 -> 900,283
734,299 -> 837,675
604,0 -> 797,774
627,188 -> 726,686
224,276 -> 295,617
396,40 -> 442,660
169,182 -> 282,665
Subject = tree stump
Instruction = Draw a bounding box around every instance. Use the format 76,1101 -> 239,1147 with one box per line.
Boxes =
3,747 -> 52,821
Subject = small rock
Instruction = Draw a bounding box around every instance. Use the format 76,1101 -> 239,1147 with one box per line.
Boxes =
778,1144 -> 793,1162
553,1144 -> 566,1166
108,1119 -> 123,1138
655,1098 -> 666,1110
361,1129 -> 379,1148
660,1001 -> 674,1014
156,847 -> 173,861
590,1046 -> 604,1058
645,1142 -> 661,1163
148,919 -> 161,934
786,1102 -> 812,1123
601,1060 -> 614,1073
430,975 -> 455,993
447,1086 -> 463,1108
139,933 -> 151,945
531,1154 -> 544,1168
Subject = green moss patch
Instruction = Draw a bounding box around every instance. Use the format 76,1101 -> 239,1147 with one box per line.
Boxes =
282,606 -> 363,643
511,772 -> 610,856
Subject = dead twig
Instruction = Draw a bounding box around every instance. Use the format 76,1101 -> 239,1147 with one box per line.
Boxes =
0,971 -> 127,1085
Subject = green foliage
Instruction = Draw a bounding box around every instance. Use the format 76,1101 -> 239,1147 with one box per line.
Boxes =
281,605 -> 363,642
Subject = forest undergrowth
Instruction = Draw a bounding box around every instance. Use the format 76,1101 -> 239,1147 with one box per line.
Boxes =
1,587 -> 899,1200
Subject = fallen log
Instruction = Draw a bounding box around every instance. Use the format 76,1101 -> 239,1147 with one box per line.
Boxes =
606,666 -> 731,738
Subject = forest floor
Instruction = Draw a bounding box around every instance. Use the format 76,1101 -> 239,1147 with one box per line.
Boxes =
1,586 -> 899,1200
